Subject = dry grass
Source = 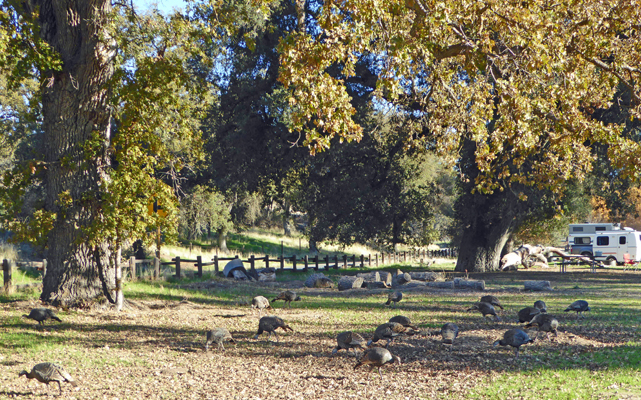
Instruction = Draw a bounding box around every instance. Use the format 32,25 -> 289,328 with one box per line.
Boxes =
2,269 -> 641,399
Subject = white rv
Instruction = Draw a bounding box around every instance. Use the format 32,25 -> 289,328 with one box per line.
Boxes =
568,223 -> 641,263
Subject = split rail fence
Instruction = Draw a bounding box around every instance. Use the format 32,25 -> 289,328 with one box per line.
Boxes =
2,248 -> 455,290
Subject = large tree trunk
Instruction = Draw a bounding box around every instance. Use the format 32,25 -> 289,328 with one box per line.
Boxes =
282,199 -> 292,237
217,226 -> 229,252
455,215 -> 515,272
453,136 -> 531,272
35,0 -> 116,306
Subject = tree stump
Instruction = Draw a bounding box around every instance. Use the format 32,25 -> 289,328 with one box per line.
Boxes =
338,276 -> 364,291
453,278 -> 485,291
426,281 -> 455,289
305,273 -> 334,288
356,271 -> 380,282
366,281 -> 390,289
524,280 -> 552,291
394,272 -> 412,286
409,271 -> 442,282
379,272 -> 393,285
258,271 -> 276,282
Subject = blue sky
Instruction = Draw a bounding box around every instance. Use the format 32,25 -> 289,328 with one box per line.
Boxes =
134,0 -> 186,13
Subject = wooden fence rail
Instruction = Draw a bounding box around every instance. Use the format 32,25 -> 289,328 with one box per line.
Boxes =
1,248 -> 458,287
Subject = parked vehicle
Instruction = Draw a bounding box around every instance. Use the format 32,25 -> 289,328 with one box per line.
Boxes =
568,223 -> 641,263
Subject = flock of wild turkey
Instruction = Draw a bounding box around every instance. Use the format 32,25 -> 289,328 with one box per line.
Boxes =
17,289 -> 592,394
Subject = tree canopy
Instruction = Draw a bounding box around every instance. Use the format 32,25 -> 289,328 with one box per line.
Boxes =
274,0 -> 641,184
264,0 -> 641,270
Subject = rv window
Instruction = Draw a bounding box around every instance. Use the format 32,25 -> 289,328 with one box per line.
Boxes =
596,236 -> 609,246
574,237 -> 590,245
620,236 -> 627,245
595,226 -> 607,231
572,227 -> 584,232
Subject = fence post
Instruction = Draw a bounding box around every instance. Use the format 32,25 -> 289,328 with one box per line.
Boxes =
154,257 -> 160,280
129,256 -> 136,281
292,254 -> 297,271
342,255 -> 348,269
196,256 -> 203,278
213,255 -> 219,274
280,256 -> 285,270
334,255 -> 339,270
303,255 -> 309,271
314,255 -> 319,271
175,256 -> 181,278
352,254 -> 356,268
265,255 -> 269,270
250,255 -> 255,274
3,259 -> 12,294
360,254 -> 365,269
324,255 -> 329,270
381,253 -> 385,265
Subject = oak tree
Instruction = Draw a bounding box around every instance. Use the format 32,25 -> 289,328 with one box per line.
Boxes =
267,0 -> 641,271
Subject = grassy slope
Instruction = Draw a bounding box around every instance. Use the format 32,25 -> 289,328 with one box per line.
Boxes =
2,231 -> 641,398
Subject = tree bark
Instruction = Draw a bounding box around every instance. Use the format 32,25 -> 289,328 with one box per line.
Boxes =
282,199 -> 292,237
453,136 -> 530,272
115,246 -> 124,312
454,212 -> 515,272
34,0 -> 116,306
217,226 -> 229,252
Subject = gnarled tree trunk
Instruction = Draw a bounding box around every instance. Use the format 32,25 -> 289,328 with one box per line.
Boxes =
455,213 -> 516,272
34,0 -> 116,306
453,137 -> 533,272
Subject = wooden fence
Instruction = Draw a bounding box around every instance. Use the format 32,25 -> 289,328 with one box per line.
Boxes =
1,248 -> 456,289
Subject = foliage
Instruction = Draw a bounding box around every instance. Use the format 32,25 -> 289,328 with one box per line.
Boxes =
81,7 -> 217,255
270,0 -> 641,192
303,113 -> 445,251
178,185 -> 232,240
199,0 -> 305,233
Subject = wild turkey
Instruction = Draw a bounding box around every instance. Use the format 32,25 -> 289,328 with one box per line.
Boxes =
480,295 -> 504,310
272,291 -> 301,307
524,313 -> 559,339
254,316 -> 294,342
385,291 -> 402,307
205,328 -> 235,351
533,300 -> 547,312
251,296 -> 273,315
367,322 -> 412,347
332,331 -> 368,356
492,329 -> 535,359
440,322 -> 459,347
388,315 -> 418,330
22,308 -> 62,325
19,363 -> 77,395
564,300 -> 590,318
466,302 -> 501,322
353,347 -> 401,379
517,307 -> 542,323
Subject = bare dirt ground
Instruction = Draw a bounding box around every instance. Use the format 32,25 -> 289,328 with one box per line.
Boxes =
2,269 -> 640,399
